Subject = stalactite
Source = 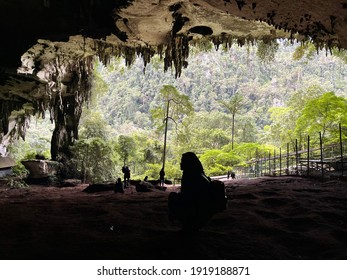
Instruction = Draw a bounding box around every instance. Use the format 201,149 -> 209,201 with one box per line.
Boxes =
0,101 -> 34,144
22,50 -> 95,161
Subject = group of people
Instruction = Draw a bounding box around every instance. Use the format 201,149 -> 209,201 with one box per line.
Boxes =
114,152 -> 228,232
114,165 -> 165,193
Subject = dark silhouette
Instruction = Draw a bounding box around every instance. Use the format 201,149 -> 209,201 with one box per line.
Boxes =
35,154 -> 46,160
122,166 -> 131,187
114,178 -> 124,193
159,168 -> 165,186
143,175 -> 148,182
168,152 -> 227,232
227,170 -> 235,179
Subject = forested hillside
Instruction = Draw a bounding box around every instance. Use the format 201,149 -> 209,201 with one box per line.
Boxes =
96,40 -> 347,134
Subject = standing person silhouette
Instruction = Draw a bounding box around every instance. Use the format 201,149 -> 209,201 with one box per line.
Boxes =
122,166 -> 131,187
159,168 -> 165,187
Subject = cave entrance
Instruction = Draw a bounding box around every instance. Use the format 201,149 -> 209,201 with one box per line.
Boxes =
9,39 -> 347,183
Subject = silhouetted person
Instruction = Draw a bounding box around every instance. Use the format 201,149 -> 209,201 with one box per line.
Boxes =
159,168 -> 165,186
114,178 -> 124,193
144,175 -> 148,182
122,166 -> 126,186
230,171 -> 235,179
122,166 -> 131,187
168,152 -> 227,232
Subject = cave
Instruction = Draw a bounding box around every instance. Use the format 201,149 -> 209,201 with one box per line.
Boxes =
0,0 -> 347,263
1,0 -> 347,160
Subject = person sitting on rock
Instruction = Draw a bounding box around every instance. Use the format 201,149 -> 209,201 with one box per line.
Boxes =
114,178 -> 124,193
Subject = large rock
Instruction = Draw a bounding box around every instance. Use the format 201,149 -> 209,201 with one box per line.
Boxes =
21,159 -> 60,179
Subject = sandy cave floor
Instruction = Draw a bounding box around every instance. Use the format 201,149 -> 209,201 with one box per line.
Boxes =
0,176 -> 347,260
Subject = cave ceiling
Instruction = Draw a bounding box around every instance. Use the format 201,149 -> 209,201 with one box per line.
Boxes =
0,0 -> 347,158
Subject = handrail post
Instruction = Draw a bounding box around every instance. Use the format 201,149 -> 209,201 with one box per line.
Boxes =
273,149 -> 276,176
287,143 -> 289,175
320,132 -> 324,177
279,147 -> 282,176
260,154 -> 263,177
340,123 -> 344,177
295,139 -> 299,176
307,135 -> 310,177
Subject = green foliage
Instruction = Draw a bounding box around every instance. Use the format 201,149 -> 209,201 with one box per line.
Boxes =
295,91 -> 347,143
79,110 -> 113,140
287,85 -> 325,110
256,40 -> 279,63
219,92 -> 245,116
190,39 -> 214,54
4,177 -> 29,189
145,161 -> 181,180
7,113 -> 53,176
232,142 -> 278,160
292,42 -> 316,61
176,111 -> 233,151
70,107 -> 120,183
193,129 -> 231,151
188,111 -> 231,130
235,115 -> 258,143
332,48 -> 347,64
151,85 -> 194,132
11,164 -> 29,177
71,137 -> 117,183
91,59 -> 109,103
265,86 -> 347,148
264,85 -> 326,148
116,135 -> 136,165
95,40 -> 347,135
143,163 -> 162,180
141,138 -> 162,164
199,149 -> 240,176
8,114 -> 53,160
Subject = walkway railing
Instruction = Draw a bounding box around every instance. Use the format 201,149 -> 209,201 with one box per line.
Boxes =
234,125 -> 347,179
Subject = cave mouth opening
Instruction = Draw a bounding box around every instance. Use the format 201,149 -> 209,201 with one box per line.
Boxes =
8,39 -> 347,182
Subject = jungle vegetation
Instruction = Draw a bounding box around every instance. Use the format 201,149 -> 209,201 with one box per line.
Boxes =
9,40 -> 347,182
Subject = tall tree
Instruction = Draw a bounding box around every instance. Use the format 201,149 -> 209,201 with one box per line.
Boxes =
151,85 -> 193,170
220,92 -> 245,149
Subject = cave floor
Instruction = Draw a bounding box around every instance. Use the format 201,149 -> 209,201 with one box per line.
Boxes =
0,176 -> 346,260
